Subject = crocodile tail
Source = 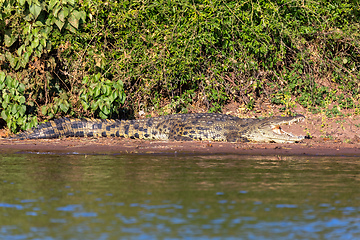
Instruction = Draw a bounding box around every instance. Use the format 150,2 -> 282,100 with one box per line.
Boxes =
8,118 -> 122,139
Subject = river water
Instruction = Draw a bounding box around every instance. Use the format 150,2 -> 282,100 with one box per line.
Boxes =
0,153 -> 359,239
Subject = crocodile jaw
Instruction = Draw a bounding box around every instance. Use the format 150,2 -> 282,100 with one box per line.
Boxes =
270,125 -> 305,143
247,115 -> 306,143
268,115 -> 305,143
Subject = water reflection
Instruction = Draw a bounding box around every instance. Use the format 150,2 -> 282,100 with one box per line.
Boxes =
0,154 -> 359,239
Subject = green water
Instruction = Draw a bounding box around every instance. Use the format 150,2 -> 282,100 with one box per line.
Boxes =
0,153 -> 359,239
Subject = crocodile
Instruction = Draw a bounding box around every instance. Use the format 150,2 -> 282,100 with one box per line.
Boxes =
8,113 -> 306,143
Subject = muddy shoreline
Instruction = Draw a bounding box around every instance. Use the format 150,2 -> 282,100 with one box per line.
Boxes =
1,137 -> 360,156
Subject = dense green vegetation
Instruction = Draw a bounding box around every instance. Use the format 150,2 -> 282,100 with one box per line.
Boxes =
1,0 -> 359,132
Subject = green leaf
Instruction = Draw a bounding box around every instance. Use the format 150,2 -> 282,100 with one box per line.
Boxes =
31,117 -> 38,128
68,11 -> 79,29
106,85 -> 112,96
117,80 -> 124,88
60,101 -> 69,113
87,88 -> 94,97
12,78 -> 19,89
94,73 -> 101,82
17,44 -> 26,57
82,76 -> 89,84
101,104 -> 110,115
23,52 -> 31,66
81,101 -> 89,110
2,101 -> 8,110
18,83 -> 25,92
0,71 -> 5,83
41,105 -> 48,115
94,86 -> 101,97
43,26 -> 52,37
65,22 -> 77,33
54,19 -> 65,30
18,95 -> 26,104
53,5 -> 61,17
91,101 -> 99,110
1,110 -> 7,121
36,44 -> 43,55
31,37 -> 40,49
19,105 -> 26,116
49,0 -> 58,10
9,88 -> 16,96
101,84 -> 107,95
80,92 -> 88,101
7,120 -> 13,132
113,90 -> 118,99
29,4 -> 42,20
4,33 -> 17,47
99,111 -> 107,119
3,93 -> 9,104
40,38 -> 46,47
78,11 -> 86,22
34,21 -> 44,27
9,55 -> 18,68
52,103 -> 58,113
58,9 -> 65,22
17,117 -> 26,126
11,104 -> 18,115
109,94 -> 115,103
120,93 -> 126,104
59,7 -> 70,22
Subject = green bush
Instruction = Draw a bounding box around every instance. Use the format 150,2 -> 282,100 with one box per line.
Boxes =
0,0 -> 126,132
0,72 -> 38,132
76,0 -> 358,114
79,73 -> 126,119
1,0 -> 360,133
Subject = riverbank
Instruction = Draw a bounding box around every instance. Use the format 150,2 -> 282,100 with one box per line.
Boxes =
2,112 -> 360,156
1,137 -> 360,157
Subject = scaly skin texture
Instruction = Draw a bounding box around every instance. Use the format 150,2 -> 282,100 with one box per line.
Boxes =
8,113 -> 305,143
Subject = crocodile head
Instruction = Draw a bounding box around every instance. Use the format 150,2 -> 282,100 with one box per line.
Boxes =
244,115 -> 306,143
